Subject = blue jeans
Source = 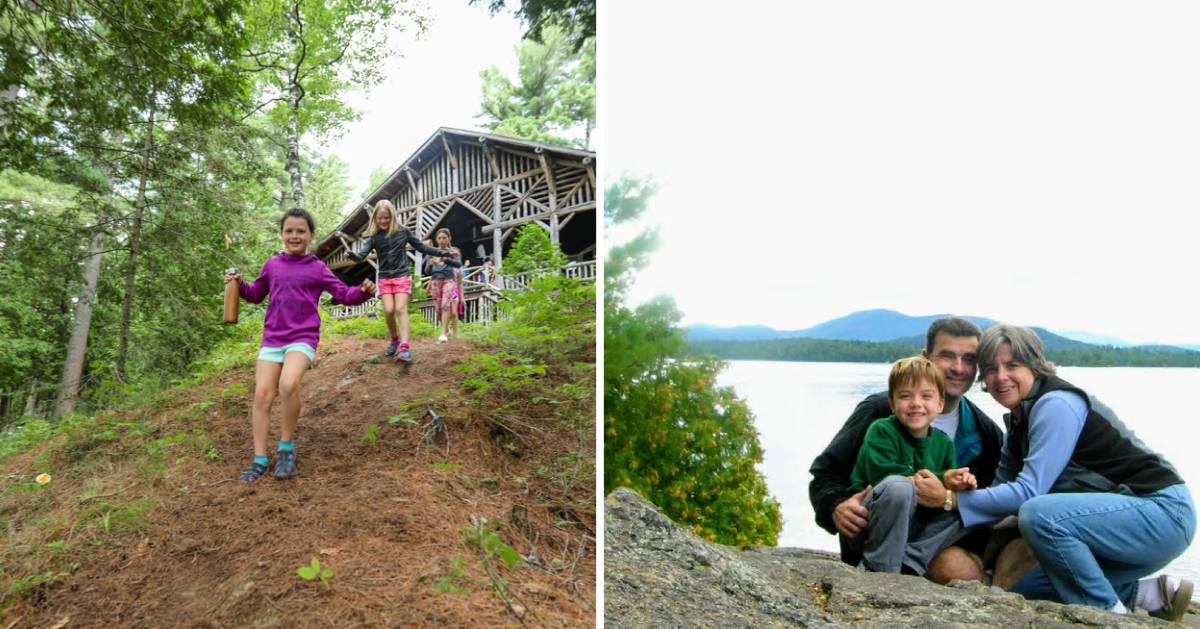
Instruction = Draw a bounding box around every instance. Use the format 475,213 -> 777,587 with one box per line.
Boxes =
1013,483 -> 1196,609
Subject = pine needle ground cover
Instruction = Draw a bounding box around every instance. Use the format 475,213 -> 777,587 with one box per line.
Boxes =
0,303 -> 595,626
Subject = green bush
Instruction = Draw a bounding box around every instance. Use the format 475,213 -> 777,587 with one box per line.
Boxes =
502,224 -> 568,277
482,275 -> 594,367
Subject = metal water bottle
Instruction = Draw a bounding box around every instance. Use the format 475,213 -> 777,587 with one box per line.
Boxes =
223,267 -> 239,324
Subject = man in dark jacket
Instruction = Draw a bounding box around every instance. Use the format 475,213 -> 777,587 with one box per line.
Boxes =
808,317 -> 1004,582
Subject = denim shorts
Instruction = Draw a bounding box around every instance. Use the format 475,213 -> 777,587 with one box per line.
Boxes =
257,342 -> 316,364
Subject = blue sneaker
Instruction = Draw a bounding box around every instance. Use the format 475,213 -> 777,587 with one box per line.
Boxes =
385,338 -> 399,356
238,458 -> 269,484
395,347 -> 412,363
274,449 -> 297,480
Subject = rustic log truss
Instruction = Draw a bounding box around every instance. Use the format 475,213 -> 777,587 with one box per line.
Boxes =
316,128 -> 596,320
317,128 -> 594,271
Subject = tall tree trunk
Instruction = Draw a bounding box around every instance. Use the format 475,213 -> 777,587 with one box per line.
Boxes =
115,97 -> 156,382
56,229 -> 105,416
25,380 -> 38,416
285,88 -> 305,208
584,118 -> 592,150
0,83 -> 19,130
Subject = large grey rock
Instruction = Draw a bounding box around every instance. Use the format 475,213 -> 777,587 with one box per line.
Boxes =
605,488 -> 1188,628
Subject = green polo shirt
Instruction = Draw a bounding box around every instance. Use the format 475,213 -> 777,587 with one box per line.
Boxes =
849,415 -> 957,491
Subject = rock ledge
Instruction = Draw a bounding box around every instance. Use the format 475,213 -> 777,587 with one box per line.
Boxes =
604,487 -> 1190,628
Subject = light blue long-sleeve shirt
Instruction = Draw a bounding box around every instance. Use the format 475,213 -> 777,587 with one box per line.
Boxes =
957,390 -> 1088,527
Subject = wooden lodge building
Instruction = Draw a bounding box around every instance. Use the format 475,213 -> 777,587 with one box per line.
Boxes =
313,128 -> 596,322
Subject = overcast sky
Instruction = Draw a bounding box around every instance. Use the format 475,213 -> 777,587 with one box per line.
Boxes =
323,3 -> 523,199
604,2 -> 1200,346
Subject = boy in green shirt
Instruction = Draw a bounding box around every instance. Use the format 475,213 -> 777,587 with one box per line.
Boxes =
851,356 -> 977,573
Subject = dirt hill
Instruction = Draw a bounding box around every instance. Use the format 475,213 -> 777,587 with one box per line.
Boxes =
0,335 -> 595,628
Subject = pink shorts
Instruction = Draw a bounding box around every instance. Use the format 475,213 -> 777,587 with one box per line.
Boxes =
430,278 -> 458,310
377,276 -> 412,296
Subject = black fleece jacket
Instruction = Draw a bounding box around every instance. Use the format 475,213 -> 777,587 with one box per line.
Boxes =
348,228 -> 452,279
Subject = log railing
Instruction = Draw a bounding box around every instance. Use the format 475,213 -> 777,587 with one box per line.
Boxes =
325,260 -> 595,322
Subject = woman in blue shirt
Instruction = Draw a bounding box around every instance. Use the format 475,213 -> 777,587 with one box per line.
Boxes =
949,324 -> 1194,619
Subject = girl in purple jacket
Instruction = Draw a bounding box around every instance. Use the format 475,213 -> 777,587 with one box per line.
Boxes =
224,208 -> 376,483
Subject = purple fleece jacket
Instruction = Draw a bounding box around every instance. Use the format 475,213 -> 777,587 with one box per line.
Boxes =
239,253 -> 371,349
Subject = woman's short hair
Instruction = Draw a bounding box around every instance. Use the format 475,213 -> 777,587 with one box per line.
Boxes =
977,324 -> 1057,379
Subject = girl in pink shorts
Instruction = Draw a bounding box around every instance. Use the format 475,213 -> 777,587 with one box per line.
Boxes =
348,200 -> 454,362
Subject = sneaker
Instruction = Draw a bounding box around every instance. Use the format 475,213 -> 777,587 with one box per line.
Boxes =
437,334 -> 449,343
395,347 -> 412,362
1149,575 -> 1194,621
385,338 -> 400,356
238,458 -> 269,484
274,449 -> 297,480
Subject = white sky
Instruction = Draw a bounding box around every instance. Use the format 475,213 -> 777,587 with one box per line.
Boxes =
322,3 -> 524,199
603,1 -> 1200,346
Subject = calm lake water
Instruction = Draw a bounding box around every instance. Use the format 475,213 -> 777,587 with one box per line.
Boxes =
718,360 -> 1200,593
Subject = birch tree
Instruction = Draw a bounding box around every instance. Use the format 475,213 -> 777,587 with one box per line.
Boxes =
244,0 -> 427,208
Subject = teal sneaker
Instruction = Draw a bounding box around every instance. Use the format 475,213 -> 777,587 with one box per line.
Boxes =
274,449 -> 297,480
238,458 -> 269,484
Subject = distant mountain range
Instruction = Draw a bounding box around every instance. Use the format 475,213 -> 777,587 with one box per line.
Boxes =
685,309 -> 1199,353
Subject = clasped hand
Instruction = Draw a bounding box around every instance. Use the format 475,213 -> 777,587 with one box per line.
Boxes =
942,467 -> 977,491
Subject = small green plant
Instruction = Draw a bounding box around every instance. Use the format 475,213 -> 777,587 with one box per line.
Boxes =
297,556 -> 334,587
462,519 -> 522,569
457,352 -> 546,399
220,382 -> 248,398
145,431 -> 187,457
1,570 -> 61,612
421,555 -> 468,593
536,452 -> 593,492
202,442 -> 221,461
429,462 -> 460,473
388,413 -> 417,425
362,424 -> 379,445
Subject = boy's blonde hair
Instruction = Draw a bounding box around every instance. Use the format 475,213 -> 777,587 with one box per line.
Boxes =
364,200 -> 398,237
888,356 -> 946,402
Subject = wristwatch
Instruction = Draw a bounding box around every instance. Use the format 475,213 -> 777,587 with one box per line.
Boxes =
943,489 -> 954,511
